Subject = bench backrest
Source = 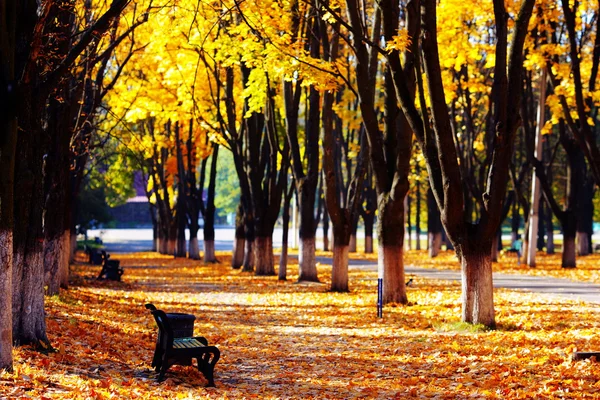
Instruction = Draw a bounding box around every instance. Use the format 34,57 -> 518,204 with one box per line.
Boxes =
145,304 -> 175,350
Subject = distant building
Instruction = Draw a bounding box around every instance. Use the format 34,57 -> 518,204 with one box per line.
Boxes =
108,172 -> 153,228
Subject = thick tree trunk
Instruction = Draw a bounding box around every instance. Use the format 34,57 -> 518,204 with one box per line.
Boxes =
378,244 -> 407,304
428,232 -> 442,257
203,240 -> 216,263
331,244 -> 349,292
167,224 -> 177,256
378,198 -> 407,304
69,229 -> 77,263
364,214 -> 374,254
232,204 -> 245,269
152,220 -> 158,252
297,181 -> 319,282
59,231 -> 69,288
491,232 -> 499,262
188,236 -> 200,260
254,236 -> 275,276
13,91 -> 50,348
365,236 -> 374,254
175,210 -> 186,258
242,239 -> 254,272
298,237 -> 317,281
460,246 -> 495,328
188,222 -> 200,259
348,235 -> 357,253
44,234 -> 65,296
158,228 -> 168,254
0,0 -> 17,369
562,234 -> 577,268
576,232 -> 589,256
0,229 -> 13,370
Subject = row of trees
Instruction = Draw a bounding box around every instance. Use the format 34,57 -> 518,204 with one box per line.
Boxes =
2,0 -> 600,371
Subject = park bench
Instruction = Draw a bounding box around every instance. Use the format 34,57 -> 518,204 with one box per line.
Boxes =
145,304 -> 220,387
86,246 -> 104,265
97,251 -> 124,281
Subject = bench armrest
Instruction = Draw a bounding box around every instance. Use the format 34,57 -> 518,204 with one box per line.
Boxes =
193,336 -> 209,346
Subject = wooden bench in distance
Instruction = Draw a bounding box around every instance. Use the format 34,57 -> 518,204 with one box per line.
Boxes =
145,304 -> 220,387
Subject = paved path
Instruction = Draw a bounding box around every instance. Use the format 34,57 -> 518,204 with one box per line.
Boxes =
321,256 -> 600,305
91,229 -> 600,305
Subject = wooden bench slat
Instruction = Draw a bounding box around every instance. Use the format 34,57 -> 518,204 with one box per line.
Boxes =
174,338 -> 204,349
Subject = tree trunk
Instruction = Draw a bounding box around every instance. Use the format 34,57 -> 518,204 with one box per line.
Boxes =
298,237 -> 317,281
460,246 -> 495,328
491,232 -> 500,262
59,231 -> 70,288
69,229 -> 77,263
279,185 -> 293,280
406,195 -> 412,250
189,236 -> 200,260
297,181 -> 319,282
415,171 -> 421,250
152,219 -> 158,252
203,223 -> 217,262
242,239 -> 254,272
44,234 -> 65,296
348,234 -> 357,253
378,197 -> 407,304
428,232 -> 442,257
364,213 -> 374,254
562,215 -> 577,268
203,240 -> 216,263
254,236 -> 274,276
12,87 -> 50,348
576,179 -> 594,256
232,204 -> 245,269
322,210 -> 330,252
175,212 -> 187,258
365,236 -> 374,254
188,220 -> 200,260
158,226 -> 168,254
331,244 -> 349,292
427,189 -> 442,257
546,207 -> 555,254
0,0 -> 17,367
576,232 -> 589,256
563,234 -> 576,268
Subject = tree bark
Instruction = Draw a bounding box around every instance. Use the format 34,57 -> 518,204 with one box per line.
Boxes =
232,204 -> 245,269
189,237 -> 201,261
322,208 -> 330,252
0,0 -> 17,369
460,244 -> 495,328
242,237 -> 254,273
331,244 -> 349,292
254,236 -> 275,276
279,183 -> 294,280
427,188 -> 442,257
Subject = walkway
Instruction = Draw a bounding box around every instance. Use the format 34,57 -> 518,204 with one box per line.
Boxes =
93,228 -> 600,305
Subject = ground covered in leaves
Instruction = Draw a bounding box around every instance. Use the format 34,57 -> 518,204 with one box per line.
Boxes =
2,250 -> 600,399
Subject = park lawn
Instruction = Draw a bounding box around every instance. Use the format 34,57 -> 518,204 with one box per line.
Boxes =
0,251 -> 599,399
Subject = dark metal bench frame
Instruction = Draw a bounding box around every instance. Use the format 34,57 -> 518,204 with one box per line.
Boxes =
145,304 -> 220,387
97,251 -> 124,281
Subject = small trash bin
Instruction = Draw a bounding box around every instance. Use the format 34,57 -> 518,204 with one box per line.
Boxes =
166,313 -> 195,338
